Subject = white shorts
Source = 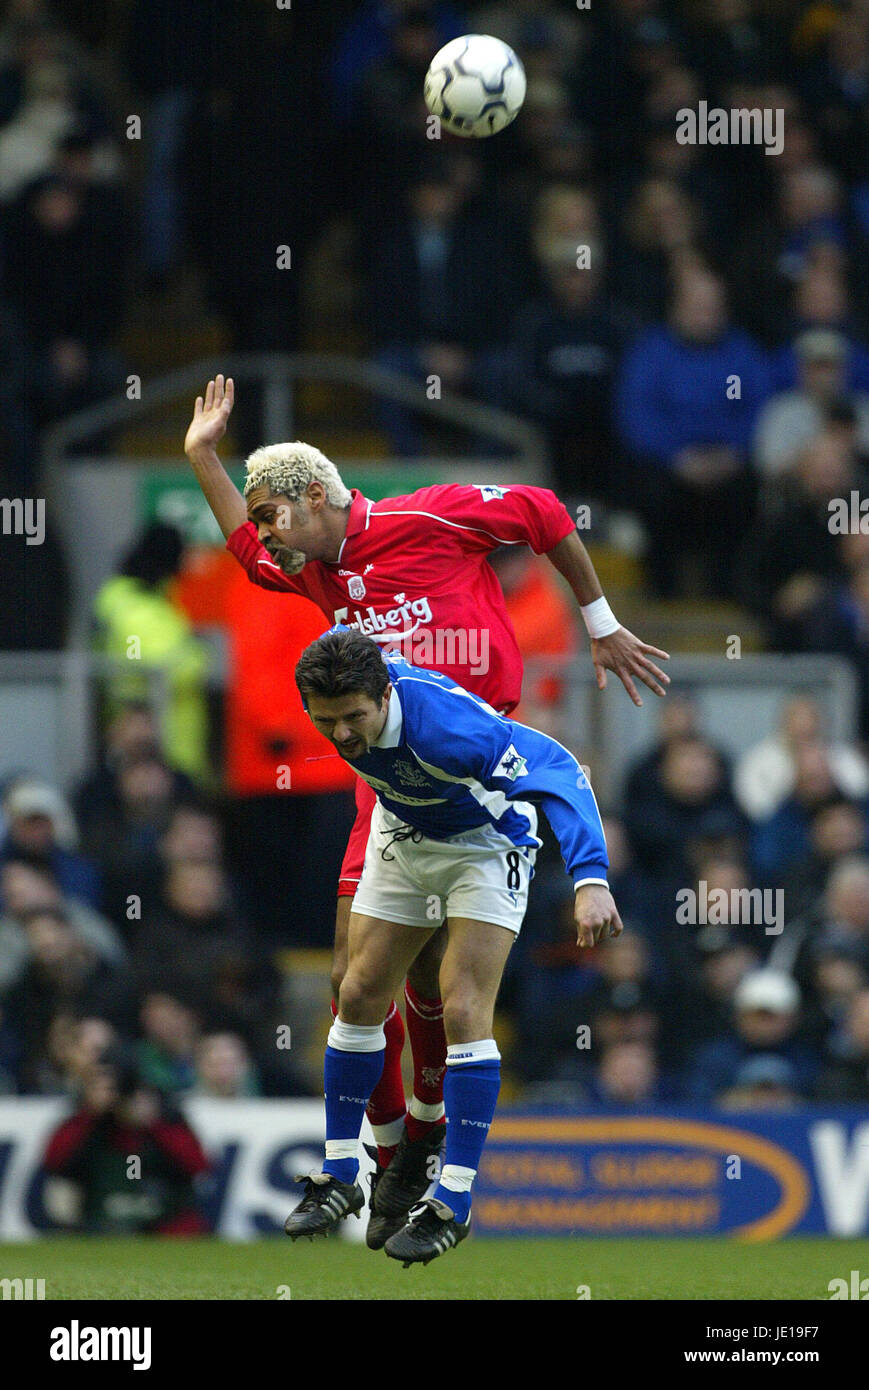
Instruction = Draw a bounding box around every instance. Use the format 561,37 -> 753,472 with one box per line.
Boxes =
352,801 -> 536,935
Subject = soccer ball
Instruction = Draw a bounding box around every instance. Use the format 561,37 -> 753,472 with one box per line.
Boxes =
424,34 -> 526,139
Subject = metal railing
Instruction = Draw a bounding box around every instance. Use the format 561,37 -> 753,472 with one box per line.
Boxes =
41,352 -> 549,486
0,648 -> 857,808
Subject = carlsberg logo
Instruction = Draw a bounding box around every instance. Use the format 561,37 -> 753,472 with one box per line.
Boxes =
333,595 -> 433,637
333,598 -> 490,676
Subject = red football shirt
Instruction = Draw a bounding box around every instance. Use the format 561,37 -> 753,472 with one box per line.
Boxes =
226,483 -> 576,714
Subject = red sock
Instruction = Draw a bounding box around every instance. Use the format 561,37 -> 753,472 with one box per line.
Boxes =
403,982 -> 447,1142
331,999 -> 407,1166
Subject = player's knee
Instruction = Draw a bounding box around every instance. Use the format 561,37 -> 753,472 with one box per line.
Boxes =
330,958 -> 347,1000
337,971 -> 386,1026
442,992 -> 487,1044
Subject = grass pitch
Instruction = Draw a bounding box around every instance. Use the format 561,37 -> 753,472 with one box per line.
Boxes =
1,1235 -> 867,1300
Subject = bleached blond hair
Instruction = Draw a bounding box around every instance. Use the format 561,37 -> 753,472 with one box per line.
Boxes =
243,442 -> 352,508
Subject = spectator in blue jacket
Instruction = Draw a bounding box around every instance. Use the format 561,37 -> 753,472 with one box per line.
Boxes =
751,741 -> 869,886
616,264 -> 770,597
330,0 -> 465,124
0,780 -> 101,911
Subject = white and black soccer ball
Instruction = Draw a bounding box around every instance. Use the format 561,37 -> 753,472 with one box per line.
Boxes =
424,34 -> 526,139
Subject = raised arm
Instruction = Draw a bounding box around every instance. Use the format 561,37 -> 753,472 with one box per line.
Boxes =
183,375 -> 247,540
546,529 -> 670,707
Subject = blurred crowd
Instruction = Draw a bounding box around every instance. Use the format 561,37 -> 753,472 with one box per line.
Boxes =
3,681 -> 869,1115
3,0 -> 869,708
0,700 -> 304,1105
510,689 -> 869,1108
1,0 -> 869,1156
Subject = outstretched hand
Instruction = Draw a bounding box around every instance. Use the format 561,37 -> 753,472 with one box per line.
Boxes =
590,627 -> 670,707
184,375 -> 234,458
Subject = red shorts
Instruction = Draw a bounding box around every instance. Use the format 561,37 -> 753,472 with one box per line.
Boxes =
338,778 -> 378,896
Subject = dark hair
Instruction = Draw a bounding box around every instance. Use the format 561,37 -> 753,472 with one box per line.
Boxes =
295,629 -> 389,706
120,522 -> 184,588
98,1043 -> 145,1099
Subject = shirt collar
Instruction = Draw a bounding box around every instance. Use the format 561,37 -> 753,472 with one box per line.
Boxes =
373,686 -> 403,748
335,490 -> 371,566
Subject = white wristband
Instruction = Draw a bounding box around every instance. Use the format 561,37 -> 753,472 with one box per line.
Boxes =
580,596 -> 620,639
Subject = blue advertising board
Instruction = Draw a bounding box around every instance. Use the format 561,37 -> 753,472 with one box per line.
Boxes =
473,1110 -> 869,1237
1,1101 -> 868,1239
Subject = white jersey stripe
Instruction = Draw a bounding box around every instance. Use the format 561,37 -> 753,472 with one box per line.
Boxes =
370,509 -> 525,547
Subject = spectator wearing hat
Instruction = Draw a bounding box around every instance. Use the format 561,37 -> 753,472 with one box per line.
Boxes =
774,261 -> 869,392
754,329 -> 869,480
687,968 -> 818,1103
0,779 -> 101,909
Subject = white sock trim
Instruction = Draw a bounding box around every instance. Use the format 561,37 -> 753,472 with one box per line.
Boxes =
446,1039 -> 500,1065
439,1164 -> 476,1194
370,1116 -> 406,1147
328,1019 -> 386,1053
325,1139 -> 359,1161
409,1096 -> 445,1122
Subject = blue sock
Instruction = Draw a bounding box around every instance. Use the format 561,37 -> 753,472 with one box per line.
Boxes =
433,1041 -> 501,1223
322,1020 -> 385,1184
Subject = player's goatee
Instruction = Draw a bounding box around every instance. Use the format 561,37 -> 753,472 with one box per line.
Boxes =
271,546 -> 306,574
